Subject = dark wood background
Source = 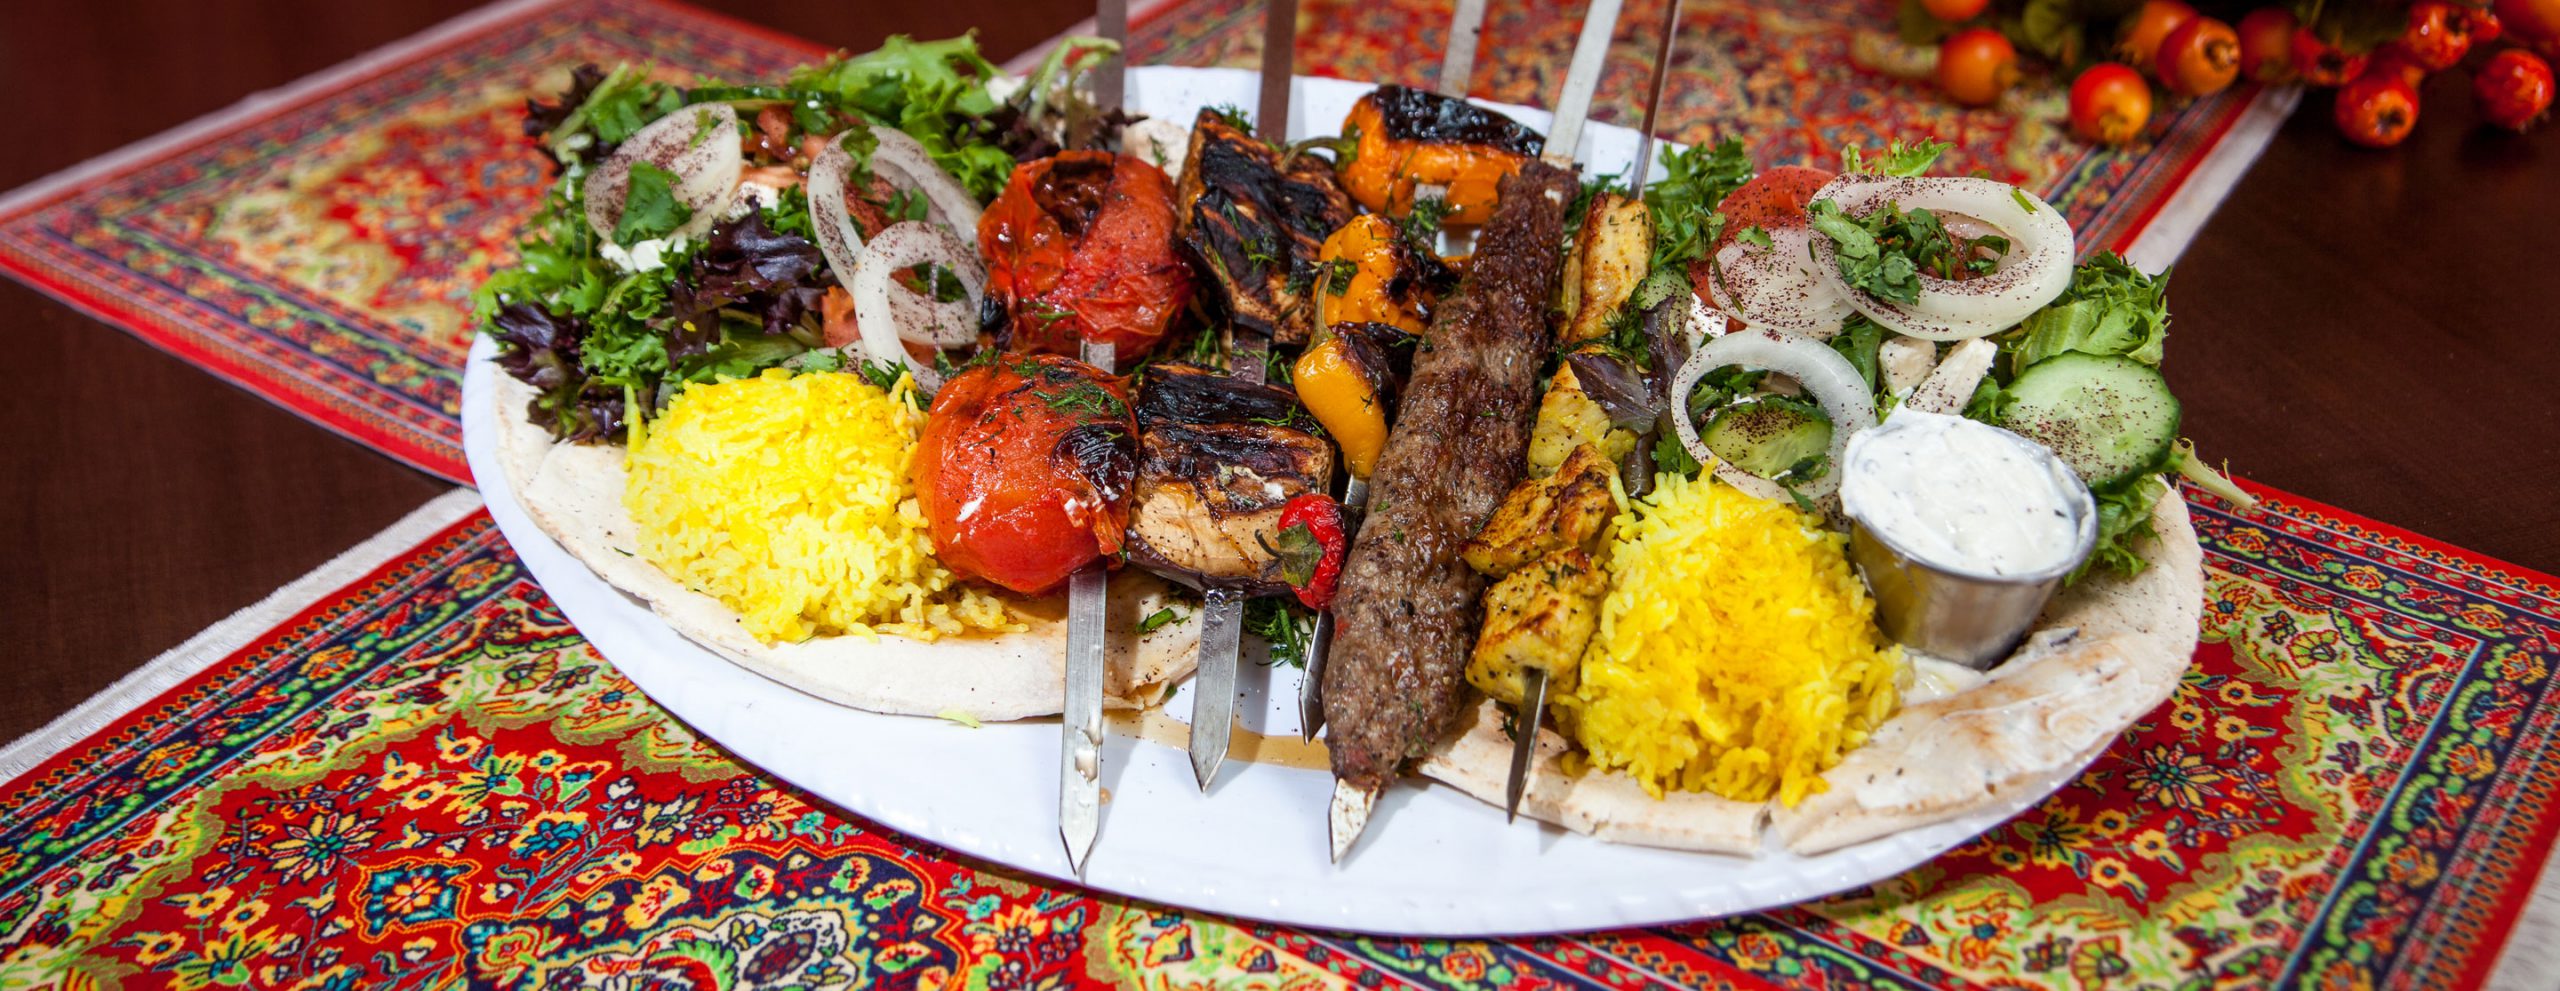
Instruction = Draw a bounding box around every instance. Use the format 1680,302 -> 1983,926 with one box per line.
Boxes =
2,0 -> 2553,742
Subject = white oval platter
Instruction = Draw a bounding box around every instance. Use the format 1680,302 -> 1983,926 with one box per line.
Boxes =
459,65 -> 2088,936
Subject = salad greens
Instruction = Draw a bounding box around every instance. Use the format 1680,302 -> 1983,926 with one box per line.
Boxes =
481,33 -> 1120,444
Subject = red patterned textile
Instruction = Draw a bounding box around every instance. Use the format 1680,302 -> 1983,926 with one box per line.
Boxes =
0,482 -> 2553,989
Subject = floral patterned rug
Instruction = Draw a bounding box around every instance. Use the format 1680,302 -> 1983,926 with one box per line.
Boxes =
1,480 -> 2552,989
0,0 -> 2280,482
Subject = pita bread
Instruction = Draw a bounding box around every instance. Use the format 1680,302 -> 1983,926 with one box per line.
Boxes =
493,374 -> 1202,721
1419,494 -> 2203,855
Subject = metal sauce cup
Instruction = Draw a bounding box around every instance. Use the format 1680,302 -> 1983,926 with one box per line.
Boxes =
1841,420 -> 2098,670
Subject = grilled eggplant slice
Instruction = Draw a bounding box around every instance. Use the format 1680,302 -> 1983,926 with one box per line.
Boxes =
1173,110 -> 1357,346
1127,363 -> 1336,593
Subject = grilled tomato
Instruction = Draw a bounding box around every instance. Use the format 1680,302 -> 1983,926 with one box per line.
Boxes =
980,151 -> 1195,360
1336,85 -> 1544,226
912,355 -> 1137,595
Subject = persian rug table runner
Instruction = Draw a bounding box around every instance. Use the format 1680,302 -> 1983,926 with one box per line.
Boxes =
2,482 -> 2554,990
0,0 -> 2287,482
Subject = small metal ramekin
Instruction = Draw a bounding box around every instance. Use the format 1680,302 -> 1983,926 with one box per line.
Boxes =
1841,427 -> 2098,671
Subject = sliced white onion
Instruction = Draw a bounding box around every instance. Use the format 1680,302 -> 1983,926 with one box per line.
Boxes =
1707,225 -> 1854,340
850,221 -> 988,391
1807,175 -> 2074,341
1905,337 -> 1997,414
867,125 -> 983,237
1670,326 -> 1879,502
583,103 -> 743,244
806,132 -> 869,287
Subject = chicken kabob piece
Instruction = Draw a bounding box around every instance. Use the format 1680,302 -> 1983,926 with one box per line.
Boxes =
1467,0 -> 1686,822
1320,0 -> 1627,863
1296,0 -> 1501,741
1160,0 -> 1355,788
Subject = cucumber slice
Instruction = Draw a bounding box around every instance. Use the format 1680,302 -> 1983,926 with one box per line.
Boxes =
1996,352 -> 2180,490
1705,396 -> 1834,482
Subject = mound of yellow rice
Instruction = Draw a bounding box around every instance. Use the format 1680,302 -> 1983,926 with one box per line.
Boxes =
623,369 -> 1019,644
1558,471 -> 1901,807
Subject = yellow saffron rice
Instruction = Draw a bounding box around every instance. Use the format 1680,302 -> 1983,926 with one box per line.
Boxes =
623,369 -> 1019,644
1558,471 -> 1902,807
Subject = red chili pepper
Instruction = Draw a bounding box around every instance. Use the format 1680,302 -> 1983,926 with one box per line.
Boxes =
1269,494 -> 1347,610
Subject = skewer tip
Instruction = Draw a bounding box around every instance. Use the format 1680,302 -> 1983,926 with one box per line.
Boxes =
1328,778 -> 1377,864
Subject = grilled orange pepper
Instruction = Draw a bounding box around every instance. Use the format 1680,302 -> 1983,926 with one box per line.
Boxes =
1335,86 -> 1542,227
1292,330 -> 1388,479
1311,216 -> 1429,337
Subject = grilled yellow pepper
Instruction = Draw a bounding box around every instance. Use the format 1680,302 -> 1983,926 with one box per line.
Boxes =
1292,329 -> 1388,478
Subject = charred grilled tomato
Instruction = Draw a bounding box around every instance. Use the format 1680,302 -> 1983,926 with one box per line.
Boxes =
980,151 -> 1195,359
912,355 -> 1137,595
1335,85 -> 1544,226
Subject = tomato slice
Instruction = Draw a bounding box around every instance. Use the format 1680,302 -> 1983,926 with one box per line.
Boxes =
1711,165 -> 1835,250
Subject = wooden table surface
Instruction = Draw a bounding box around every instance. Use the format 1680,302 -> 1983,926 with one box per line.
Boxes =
3,0 -> 2554,742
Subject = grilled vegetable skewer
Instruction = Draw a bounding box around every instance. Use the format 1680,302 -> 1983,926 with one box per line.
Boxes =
1169,17 -> 1355,786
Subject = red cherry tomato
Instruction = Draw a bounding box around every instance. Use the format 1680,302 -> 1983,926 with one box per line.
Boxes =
2467,7 -> 2506,45
1920,0 -> 1991,22
2071,63 -> 2156,145
2157,16 -> 2242,96
2496,0 -> 2560,46
2366,46 -> 2431,88
912,355 -> 1136,595
2333,73 -> 2421,148
2118,0 -> 2200,71
2292,27 -> 2372,86
1938,28 -> 2020,107
2476,48 -> 2556,131
2238,7 -> 2300,83
2396,2 -> 2477,71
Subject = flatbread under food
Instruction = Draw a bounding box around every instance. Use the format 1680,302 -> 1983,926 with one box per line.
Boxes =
1419,495 -> 2203,855
493,374 -> 1202,721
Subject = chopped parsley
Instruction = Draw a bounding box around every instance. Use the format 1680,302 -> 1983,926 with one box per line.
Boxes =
1399,195 -> 1455,251
1136,606 -> 1184,634
1837,138 -> 1951,177
1244,598 -> 1313,668
1038,378 -> 1127,417
1322,258 -> 1359,296
1804,197 -> 2006,306
613,161 -> 693,246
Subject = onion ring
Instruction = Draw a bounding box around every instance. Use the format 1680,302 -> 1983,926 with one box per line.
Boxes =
866,125 -> 984,237
806,132 -> 868,288
1806,175 -> 2074,341
1707,225 -> 1854,340
583,103 -> 743,245
851,221 -> 989,390
1670,326 -> 1879,502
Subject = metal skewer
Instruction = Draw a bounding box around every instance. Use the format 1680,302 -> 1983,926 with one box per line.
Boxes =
1059,0 -> 1131,879
1297,0 -> 1491,745
1330,0 -> 1630,862
1184,0 -> 1299,791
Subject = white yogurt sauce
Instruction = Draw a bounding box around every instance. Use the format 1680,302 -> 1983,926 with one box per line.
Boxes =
1840,409 -> 2086,577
